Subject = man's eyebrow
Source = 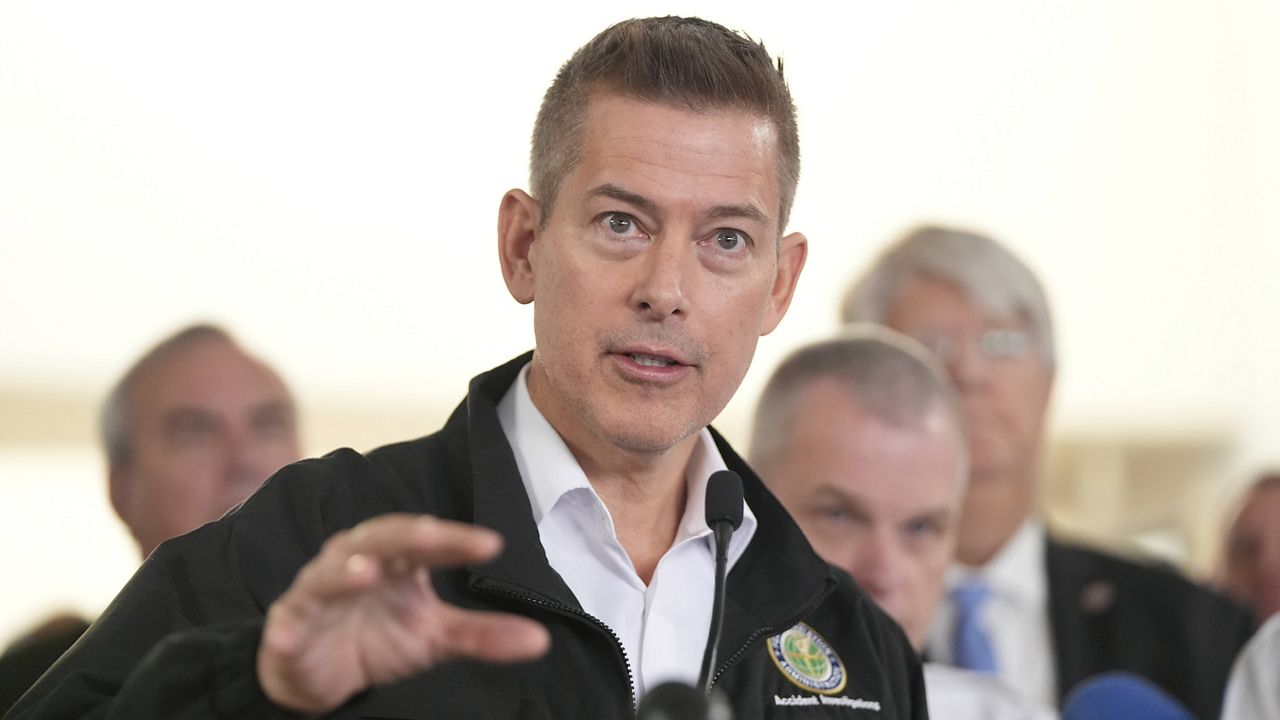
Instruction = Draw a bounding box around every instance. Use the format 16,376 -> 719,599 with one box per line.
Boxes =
588,183 -> 770,226
905,507 -> 952,527
588,184 -> 655,212
707,202 -> 769,225
810,484 -> 865,513
160,407 -> 217,431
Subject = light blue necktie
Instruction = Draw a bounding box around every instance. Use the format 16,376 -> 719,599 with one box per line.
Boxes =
951,579 -> 999,673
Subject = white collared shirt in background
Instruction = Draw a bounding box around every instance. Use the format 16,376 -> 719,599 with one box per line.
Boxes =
924,663 -> 1059,720
1222,613 -> 1280,720
927,519 -> 1058,709
497,363 -> 758,698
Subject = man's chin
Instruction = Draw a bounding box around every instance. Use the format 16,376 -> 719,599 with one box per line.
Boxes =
603,426 -> 698,456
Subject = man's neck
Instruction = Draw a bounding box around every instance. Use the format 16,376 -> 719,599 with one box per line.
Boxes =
573,439 -> 698,584
525,359 -> 701,584
956,467 -> 1037,567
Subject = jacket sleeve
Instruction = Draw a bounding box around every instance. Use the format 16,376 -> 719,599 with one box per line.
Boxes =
3,455 -> 356,720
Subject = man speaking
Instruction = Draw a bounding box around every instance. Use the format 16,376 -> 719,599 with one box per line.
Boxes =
9,17 -> 925,720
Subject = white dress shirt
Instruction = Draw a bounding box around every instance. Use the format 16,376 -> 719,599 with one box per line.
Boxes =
924,663 -> 1059,720
927,519 -> 1058,709
496,363 -> 758,698
1222,613 -> 1280,720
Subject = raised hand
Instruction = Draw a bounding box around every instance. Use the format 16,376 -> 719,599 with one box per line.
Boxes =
256,514 -> 551,715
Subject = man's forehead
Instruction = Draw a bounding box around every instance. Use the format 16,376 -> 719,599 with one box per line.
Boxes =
584,95 -> 776,150
134,344 -> 283,407
807,479 -> 956,523
581,95 -> 779,170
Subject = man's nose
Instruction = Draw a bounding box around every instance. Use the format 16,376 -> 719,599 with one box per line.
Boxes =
221,428 -> 275,490
629,235 -> 690,320
856,529 -> 904,597
946,338 -> 994,393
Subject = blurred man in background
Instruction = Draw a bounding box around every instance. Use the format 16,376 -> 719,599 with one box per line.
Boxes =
101,324 -> 301,558
1218,471 -> 1280,624
0,323 -> 301,714
841,225 -> 1253,718
752,327 -> 1055,719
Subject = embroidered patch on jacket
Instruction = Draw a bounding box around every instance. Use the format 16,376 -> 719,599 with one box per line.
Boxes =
767,622 -> 847,695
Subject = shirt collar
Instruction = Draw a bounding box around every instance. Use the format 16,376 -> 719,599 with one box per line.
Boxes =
949,517 -> 1047,606
495,362 -> 756,556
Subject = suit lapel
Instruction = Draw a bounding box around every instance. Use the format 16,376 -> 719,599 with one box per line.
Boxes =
1046,537 -> 1116,704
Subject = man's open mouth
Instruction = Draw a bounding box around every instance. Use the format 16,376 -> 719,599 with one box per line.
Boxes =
627,352 -> 679,368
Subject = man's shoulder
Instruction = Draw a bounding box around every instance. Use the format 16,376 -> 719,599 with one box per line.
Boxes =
1046,535 -> 1252,624
230,430 -> 466,535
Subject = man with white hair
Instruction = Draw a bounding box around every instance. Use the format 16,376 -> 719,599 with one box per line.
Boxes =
751,327 -> 1055,720
841,225 -> 1253,718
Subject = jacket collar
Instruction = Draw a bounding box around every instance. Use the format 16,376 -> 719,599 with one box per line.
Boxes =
459,352 -> 834,631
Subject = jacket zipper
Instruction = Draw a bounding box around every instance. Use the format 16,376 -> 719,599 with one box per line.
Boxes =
708,585 -> 834,690
473,580 -> 638,713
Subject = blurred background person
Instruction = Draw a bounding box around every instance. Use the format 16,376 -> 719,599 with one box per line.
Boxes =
101,323 -> 301,559
840,225 -> 1253,718
751,327 -> 1055,720
1217,471 -> 1280,624
0,323 -> 302,714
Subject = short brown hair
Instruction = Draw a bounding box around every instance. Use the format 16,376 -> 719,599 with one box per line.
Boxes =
531,16 -> 800,231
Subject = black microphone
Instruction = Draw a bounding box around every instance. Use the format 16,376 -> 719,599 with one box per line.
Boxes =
636,470 -> 743,720
698,470 -> 743,692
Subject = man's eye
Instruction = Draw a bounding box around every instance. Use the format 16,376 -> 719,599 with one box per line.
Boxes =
819,506 -> 851,524
715,229 -> 747,251
604,213 -> 637,235
903,517 -> 940,538
169,415 -> 215,442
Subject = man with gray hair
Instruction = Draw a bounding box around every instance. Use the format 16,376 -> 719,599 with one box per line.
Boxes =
0,323 -> 302,715
841,225 -> 1253,718
101,323 -> 302,558
751,326 -> 1054,720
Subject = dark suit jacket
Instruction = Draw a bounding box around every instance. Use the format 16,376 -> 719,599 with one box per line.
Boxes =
1046,537 -> 1255,719
0,616 -> 90,716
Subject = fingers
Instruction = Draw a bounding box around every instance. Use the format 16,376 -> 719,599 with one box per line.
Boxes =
437,605 -> 552,664
300,515 -> 503,603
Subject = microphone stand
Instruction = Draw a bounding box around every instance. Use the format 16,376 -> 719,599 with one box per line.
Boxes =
637,471 -> 742,720
697,516 -> 733,694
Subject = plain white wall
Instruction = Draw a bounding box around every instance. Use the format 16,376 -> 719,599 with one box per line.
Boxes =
1,0 -> 1277,645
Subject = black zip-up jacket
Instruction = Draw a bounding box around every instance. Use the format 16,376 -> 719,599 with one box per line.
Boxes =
7,354 -> 927,720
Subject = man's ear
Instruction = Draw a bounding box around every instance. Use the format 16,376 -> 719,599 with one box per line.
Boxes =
498,189 -> 541,305
760,231 -> 808,336
107,465 -> 131,526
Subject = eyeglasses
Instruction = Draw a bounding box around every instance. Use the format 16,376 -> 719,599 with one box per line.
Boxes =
912,328 -> 1033,364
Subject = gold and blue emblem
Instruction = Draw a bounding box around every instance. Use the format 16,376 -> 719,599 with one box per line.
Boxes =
767,623 -> 847,695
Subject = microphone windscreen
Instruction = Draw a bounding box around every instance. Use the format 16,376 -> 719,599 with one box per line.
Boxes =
636,682 -> 709,720
1062,672 -> 1193,720
705,470 -> 744,530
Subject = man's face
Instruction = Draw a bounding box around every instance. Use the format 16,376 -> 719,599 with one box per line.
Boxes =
501,93 -> 806,458
883,275 -> 1053,487
762,379 -> 966,648
1222,482 -> 1280,622
110,339 -> 300,557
